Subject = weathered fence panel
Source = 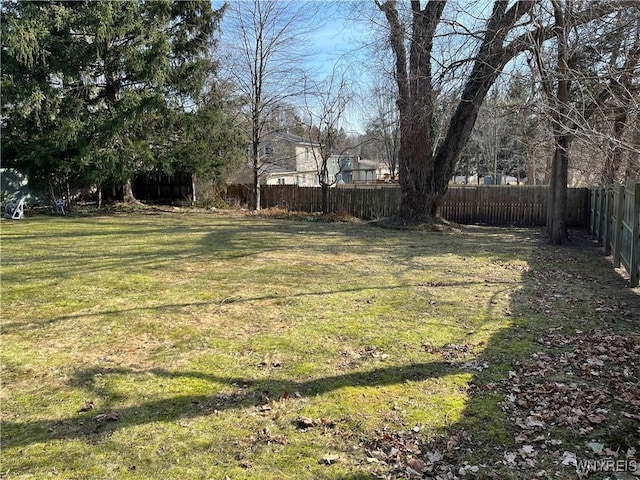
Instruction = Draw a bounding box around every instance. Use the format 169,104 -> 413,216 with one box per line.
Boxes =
590,183 -> 640,287
228,184 -> 590,228
439,186 -> 568,226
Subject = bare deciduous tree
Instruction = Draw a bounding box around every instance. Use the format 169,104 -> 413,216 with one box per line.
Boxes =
375,0 -> 634,227
530,1 -> 640,243
302,68 -> 355,214
365,76 -> 400,181
222,0 -> 321,210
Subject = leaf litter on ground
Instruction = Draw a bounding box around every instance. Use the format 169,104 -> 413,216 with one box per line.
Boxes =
359,230 -> 639,479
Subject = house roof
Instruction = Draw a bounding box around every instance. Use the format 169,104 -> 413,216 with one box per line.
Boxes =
356,158 -> 379,168
342,158 -> 384,172
269,131 -> 319,146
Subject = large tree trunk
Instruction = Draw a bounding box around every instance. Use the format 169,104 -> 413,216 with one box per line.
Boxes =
252,138 -> 261,211
602,107 -> 628,185
546,0 -> 571,245
378,0 -> 633,225
626,123 -> 640,182
122,179 -> 141,204
379,0 -> 535,223
321,184 -> 329,215
380,0 -> 444,222
548,135 -> 570,244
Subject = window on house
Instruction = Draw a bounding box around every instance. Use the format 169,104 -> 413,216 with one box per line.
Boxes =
277,178 -> 286,185
305,147 -> 310,161
265,146 -> 273,155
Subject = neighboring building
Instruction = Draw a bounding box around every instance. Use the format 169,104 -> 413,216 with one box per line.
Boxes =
230,132 -> 391,187
450,174 -> 526,185
337,156 -> 392,184
262,132 -> 324,186
231,131 -> 336,187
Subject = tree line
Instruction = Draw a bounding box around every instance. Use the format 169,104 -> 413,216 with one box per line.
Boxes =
1,1 -> 245,204
2,1 -> 639,244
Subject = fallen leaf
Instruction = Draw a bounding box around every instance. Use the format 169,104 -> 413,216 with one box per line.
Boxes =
95,411 -> 119,422
587,442 -> 604,453
294,416 -> 315,429
319,454 -> 341,465
519,445 -> 535,457
587,414 -> 606,424
604,448 -> 619,457
560,451 -> 576,466
407,457 -> 425,472
78,400 -> 94,412
426,450 -> 443,463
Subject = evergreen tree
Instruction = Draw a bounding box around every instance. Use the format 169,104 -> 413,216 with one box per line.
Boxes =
1,0 -> 241,201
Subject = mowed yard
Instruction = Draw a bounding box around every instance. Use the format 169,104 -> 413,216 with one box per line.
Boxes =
1,211 -> 638,480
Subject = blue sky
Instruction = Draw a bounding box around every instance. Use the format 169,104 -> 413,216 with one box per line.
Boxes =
214,1 -> 508,134
217,1 -> 374,133
217,1 -> 367,78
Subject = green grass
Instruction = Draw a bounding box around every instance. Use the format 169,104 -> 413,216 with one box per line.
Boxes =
1,211 -> 637,479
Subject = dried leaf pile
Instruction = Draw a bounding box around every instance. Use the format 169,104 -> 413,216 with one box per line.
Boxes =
359,333 -> 638,479
357,233 -> 639,479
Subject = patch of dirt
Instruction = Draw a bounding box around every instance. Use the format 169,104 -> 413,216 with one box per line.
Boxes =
248,207 -> 362,223
373,215 -> 462,233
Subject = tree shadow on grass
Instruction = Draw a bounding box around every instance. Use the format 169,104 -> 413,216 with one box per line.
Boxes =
0,215 -> 533,282
3,279 -> 513,333
4,361 -> 462,448
392,229 -> 640,478
7,218 -> 635,477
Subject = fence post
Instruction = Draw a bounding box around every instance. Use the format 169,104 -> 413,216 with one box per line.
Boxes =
630,183 -> 640,287
589,188 -> 595,235
612,185 -> 624,268
603,188 -> 611,254
591,188 -> 602,239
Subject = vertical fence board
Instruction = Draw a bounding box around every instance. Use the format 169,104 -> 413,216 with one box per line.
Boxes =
613,186 -> 624,268
631,183 -> 640,287
589,183 -> 640,287
229,184 -> 592,227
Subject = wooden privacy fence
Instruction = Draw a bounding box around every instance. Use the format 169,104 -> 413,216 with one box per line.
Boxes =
262,184 -> 402,220
590,183 -> 640,287
227,184 -> 590,227
440,186 -> 588,226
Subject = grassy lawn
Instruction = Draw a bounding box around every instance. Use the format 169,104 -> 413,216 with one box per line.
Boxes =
1,210 -> 638,479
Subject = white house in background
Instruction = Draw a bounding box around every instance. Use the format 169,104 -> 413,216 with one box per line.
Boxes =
230,131 -> 320,186
231,132 -> 390,187
337,156 -> 392,184
261,131 -> 330,186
